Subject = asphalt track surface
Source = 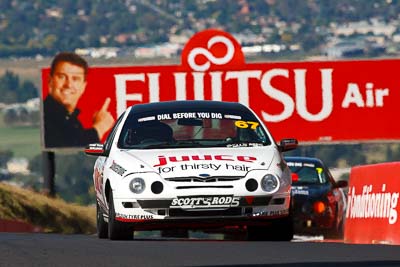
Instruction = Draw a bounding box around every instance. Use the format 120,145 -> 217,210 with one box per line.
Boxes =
1,233 -> 400,267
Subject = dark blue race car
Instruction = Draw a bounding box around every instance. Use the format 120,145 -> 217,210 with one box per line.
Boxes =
285,156 -> 348,238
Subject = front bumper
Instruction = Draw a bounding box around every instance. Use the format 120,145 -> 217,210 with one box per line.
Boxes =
113,194 -> 290,230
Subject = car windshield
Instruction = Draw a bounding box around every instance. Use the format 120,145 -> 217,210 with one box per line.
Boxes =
287,161 -> 328,185
118,108 -> 271,149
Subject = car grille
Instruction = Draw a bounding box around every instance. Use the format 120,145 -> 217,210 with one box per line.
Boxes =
175,185 -> 233,189
165,176 -> 243,183
168,208 -> 242,217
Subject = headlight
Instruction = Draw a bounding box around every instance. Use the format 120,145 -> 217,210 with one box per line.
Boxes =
261,174 -> 279,193
129,177 -> 145,194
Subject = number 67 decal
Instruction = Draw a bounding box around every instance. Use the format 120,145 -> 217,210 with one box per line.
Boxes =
234,120 -> 259,129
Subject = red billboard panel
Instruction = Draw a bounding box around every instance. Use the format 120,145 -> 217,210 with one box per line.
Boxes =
345,162 -> 400,244
41,29 -> 400,149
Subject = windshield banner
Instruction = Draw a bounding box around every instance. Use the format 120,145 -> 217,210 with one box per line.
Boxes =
41,29 -> 400,149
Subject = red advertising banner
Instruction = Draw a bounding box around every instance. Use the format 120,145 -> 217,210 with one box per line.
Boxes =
345,162 -> 400,245
41,29 -> 400,149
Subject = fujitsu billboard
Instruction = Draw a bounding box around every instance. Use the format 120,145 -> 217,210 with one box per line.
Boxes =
41,29 -> 400,149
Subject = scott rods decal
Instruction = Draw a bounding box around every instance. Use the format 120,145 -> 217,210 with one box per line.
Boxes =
171,195 -> 240,209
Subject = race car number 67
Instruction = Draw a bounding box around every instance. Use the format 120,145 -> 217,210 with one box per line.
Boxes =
235,120 -> 259,129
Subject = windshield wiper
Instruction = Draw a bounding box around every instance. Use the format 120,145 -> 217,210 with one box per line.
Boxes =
174,140 -> 204,147
140,141 -> 174,149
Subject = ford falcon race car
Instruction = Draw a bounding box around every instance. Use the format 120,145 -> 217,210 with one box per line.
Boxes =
85,100 -> 298,240
285,156 -> 348,238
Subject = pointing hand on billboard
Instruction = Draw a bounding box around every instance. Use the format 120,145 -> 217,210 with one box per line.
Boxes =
93,97 -> 115,140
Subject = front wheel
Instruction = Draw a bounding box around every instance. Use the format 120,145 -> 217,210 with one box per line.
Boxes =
108,191 -> 134,240
96,201 -> 108,239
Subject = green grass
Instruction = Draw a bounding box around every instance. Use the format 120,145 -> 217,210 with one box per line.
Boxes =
0,113 -> 41,159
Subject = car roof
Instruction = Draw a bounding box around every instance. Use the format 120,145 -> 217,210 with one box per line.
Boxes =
284,156 -> 325,166
129,100 -> 249,113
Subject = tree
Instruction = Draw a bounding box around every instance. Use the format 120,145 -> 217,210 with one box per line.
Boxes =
28,152 -> 96,204
54,153 -> 96,204
42,34 -> 57,50
28,154 -> 42,174
0,71 -> 38,103
0,71 -> 19,90
0,150 -> 13,168
17,80 -> 38,102
3,108 -> 18,125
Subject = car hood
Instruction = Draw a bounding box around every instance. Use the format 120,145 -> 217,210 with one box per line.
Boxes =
118,146 -> 277,178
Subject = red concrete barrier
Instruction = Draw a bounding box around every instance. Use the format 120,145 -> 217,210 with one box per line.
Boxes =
344,162 -> 400,245
0,219 -> 41,233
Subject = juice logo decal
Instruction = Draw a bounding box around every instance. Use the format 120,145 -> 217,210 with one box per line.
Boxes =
154,154 -> 257,167
346,184 -> 399,225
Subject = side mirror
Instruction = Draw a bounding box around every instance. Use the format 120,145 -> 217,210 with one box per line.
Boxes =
85,143 -> 106,156
279,138 -> 298,152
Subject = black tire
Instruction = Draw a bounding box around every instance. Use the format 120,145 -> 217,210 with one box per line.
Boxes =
324,206 -> 344,239
325,217 -> 344,239
247,215 -> 294,241
96,201 -> 108,239
274,214 -> 294,241
108,191 -> 134,240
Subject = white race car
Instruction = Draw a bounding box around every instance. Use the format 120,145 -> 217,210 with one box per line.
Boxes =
85,100 -> 298,240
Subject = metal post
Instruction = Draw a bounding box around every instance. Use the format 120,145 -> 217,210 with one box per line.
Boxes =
42,151 -> 55,197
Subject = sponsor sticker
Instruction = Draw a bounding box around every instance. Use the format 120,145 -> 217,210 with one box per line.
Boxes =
110,161 -> 126,176
227,143 -> 263,148
138,116 -> 156,122
287,162 -> 316,168
252,209 -> 289,217
171,195 -> 240,209
292,187 -> 310,195
116,213 -> 154,220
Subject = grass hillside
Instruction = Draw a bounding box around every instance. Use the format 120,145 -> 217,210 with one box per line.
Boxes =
0,113 -> 41,160
0,182 -> 96,234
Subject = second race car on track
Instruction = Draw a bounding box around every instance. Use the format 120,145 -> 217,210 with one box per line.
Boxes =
85,100 -> 298,240
285,156 -> 348,238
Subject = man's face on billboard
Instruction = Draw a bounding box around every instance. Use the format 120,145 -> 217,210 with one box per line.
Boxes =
49,61 -> 87,113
